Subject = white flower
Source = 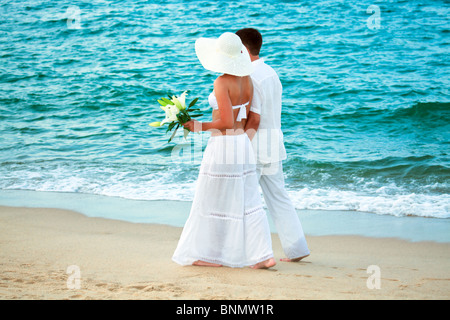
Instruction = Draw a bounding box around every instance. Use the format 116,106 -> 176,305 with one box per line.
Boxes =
160,104 -> 180,125
178,91 -> 187,109
171,91 -> 187,110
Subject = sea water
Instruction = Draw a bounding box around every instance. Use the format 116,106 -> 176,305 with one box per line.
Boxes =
0,1 -> 449,227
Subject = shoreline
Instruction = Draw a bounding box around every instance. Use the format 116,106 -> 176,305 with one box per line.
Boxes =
1,205 -> 449,300
0,189 -> 449,243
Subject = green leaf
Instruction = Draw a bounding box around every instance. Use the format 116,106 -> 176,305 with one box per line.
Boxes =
166,121 -> 177,133
190,114 -> 203,118
177,113 -> 190,124
161,97 -> 174,105
157,99 -> 168,106
188,97 -> 199,109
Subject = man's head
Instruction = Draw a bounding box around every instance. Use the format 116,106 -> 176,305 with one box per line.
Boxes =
235,28 -> 263,57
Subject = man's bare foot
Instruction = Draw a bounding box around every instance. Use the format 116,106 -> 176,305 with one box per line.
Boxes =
280,254 -> 309,262
251,258 -> 276,269
193,260 -> 222,267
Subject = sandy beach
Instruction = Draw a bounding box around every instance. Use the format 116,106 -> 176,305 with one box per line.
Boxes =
0,205 -> 449,300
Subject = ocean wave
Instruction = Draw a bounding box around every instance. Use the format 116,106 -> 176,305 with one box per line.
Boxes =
314,101 -> 450,125
392,101 -> 450,119
1,0 -> 449,222
287,187 -> 450,219
284,156 -> 449,190
1,181 -> 448,219
0,161 -> 448,219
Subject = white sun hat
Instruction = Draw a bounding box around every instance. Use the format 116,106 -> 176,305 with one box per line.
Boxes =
195,32 -> 254,77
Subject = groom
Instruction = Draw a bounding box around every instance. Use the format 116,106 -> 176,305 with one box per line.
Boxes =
236,28 -> 310,262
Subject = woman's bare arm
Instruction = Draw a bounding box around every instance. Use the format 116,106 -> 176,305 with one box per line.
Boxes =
244,111 -> 260,140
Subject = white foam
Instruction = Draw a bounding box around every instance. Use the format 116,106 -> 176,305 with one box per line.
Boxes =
0,164 -> 196,202
287,187 -> 450,219
1,164 -> 448,219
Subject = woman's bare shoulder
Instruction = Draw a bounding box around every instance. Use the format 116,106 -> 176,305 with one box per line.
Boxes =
214,74 -> 232,86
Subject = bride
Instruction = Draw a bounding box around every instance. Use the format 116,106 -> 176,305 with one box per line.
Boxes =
172,32 -> 275,269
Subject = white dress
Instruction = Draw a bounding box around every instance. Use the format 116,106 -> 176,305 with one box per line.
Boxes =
172,95 -> 274,268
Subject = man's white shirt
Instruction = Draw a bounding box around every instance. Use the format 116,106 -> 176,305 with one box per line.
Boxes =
250,58 -> 287,164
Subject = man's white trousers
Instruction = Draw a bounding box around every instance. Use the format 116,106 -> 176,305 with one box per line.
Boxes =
257,161 -> 310,259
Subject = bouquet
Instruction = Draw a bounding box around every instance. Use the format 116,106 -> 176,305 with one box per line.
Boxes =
149,91 -> 202,142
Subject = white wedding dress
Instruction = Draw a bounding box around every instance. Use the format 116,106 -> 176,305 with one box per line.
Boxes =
172,96 -> 273,268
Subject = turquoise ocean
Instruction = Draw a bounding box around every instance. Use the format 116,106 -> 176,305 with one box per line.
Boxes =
0,0 -> 449,239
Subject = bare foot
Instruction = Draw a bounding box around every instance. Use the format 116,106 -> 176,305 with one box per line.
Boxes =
251,258 -> 276,269
280,254 -> 309,262
193,260 -> 222,267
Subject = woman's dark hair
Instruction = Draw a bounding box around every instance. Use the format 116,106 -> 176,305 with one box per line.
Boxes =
235,28 -> 263,56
